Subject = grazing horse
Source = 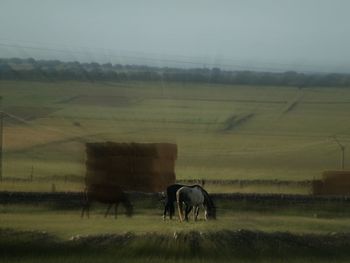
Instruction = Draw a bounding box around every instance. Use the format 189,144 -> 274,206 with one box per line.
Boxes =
81,184 -> 133,219
163,184 -> 216,220
176,185 -> 216,222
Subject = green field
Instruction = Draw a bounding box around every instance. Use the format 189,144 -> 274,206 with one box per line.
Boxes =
3,200 -> 350,238
2,201 -> 350,263
2,79 -> 350,262
1,80 -> 350,192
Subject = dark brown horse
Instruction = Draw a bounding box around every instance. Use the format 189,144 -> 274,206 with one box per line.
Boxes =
81,184 -> 133,218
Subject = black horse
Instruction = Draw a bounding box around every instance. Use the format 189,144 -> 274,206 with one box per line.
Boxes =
81,184 -> 133,219
163,184 -> 216,220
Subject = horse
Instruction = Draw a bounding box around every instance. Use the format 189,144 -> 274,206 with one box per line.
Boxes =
176,185 -> 216,222
81,184 -> 133,219
163,184 -> 185,220
163,183 -> 215,220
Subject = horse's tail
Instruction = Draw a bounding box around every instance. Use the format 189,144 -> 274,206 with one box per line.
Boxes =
176,188 -> 184,222
196,185 -> 216,219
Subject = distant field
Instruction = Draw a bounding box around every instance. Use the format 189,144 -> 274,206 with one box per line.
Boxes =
1,80 -> 350,191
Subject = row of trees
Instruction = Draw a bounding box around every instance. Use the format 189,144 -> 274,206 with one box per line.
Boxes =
1,57 -> 350,87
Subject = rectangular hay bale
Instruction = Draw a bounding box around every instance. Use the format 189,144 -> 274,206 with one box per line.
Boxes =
132,158 -> 175,173
322,170 -> 350,182
85,142 -> 177,193
312,180 -> 324,195
314,171 -> 350,195
86,142 -> 177,159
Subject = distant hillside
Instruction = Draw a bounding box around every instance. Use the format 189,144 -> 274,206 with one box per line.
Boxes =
1,57 -> 350,87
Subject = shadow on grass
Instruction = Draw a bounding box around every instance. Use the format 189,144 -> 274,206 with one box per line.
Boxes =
1,228 -> 350,262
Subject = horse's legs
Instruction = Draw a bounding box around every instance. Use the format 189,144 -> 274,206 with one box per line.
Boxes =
122,197 -> 133,217
192,206 -> 197,221
163,200 -> 172,220
105,203 -> 113,218
177,201 -> 184,222
81,198 -> 85,218
185,205 -> 192,222
81,201 -> 91,218
82,203 -> 90,218
163,202 -> 168,220
114,202 -> 119,219
202,204 -> 208,220
86,202 -> 90,218
169,202 -> 175,220
184,204 -> 187,221
193,206 -> 199,221
81,190 -> 89,218
81,205 -> 85,218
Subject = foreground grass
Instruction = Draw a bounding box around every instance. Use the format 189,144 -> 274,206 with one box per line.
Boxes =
2,199 -> 350,262
1,228 -> 350,263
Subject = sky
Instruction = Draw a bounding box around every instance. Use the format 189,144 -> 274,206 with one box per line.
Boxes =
0,0 -> 350,73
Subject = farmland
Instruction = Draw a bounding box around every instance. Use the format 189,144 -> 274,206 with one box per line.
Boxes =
2,197 -> 350,262
1,80 -> 350,191
2,79 -> 350,262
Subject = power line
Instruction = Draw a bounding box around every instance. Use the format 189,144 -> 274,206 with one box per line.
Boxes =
2,111 -> 88,144
331,136 -> 346,170
0,37 -> 344,73
0,41 -> 338,74
3,109 -> 341,156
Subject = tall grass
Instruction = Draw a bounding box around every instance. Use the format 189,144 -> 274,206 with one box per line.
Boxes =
1,228 -> 350,263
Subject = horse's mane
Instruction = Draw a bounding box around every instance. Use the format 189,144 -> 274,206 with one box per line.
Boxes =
166,184 -> 214,205
165,184 -> 215,208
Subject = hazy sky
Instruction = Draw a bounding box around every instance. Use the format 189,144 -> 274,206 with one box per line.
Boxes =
1,0 -> 350,73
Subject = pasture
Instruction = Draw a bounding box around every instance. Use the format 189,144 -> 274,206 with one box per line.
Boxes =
2,79 -> 350,262
1,80 -> 350,192
2,196 -> 350,262
3,194 -> 350,237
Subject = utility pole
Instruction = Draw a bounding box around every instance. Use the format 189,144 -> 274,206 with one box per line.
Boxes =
332,136 -> 345,170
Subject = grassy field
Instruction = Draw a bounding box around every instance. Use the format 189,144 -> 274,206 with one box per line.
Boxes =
2,201 -> 350,263
1,80 -> 350,192
0,179 -> 311,194
3,227 -> 350,263
1,77 -> 350,263
2,205 -> 350,238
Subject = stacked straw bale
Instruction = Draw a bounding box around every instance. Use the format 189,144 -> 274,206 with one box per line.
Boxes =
85,142 -> 177,192
312,170 -> 350,195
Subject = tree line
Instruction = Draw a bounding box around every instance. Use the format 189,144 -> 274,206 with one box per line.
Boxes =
1,57 -> 350,87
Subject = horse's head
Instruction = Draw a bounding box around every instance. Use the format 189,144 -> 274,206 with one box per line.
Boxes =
122,194 -> 134,218
125,203 -> 133,217
205,205 -> 216,220
159,192 -> 166,204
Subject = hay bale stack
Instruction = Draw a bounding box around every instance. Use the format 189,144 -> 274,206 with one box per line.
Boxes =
85,142 -> 177,192
311,180 -> 324,195
322,170 -> 350,195
312,171 -> 350,195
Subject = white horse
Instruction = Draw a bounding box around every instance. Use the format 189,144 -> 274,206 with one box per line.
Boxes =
176,185 -> 215,222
